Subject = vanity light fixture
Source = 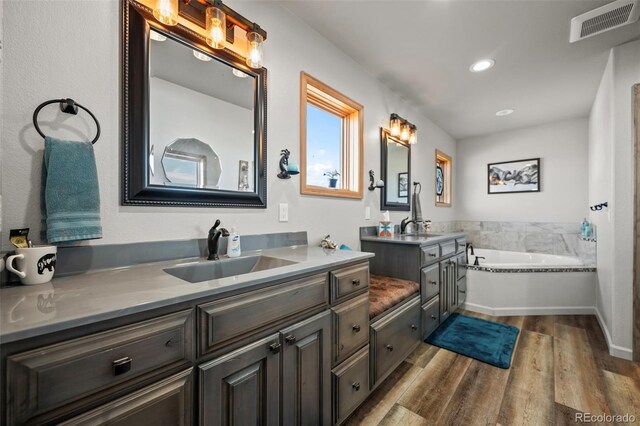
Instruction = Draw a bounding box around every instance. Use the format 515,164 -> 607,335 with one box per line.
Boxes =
389,113 -> 417,144
150,0 -> 267,68
496,109 -> 515,116
368,170 -> 385,191
205,3 -> 226,49
470,58 -> 495,72
153,0 -> 178,26
150,30 -> 167,42
193,50 -> 212,61
246,26 -> 264,68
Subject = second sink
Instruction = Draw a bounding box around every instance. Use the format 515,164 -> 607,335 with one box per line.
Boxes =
165,255 -> 298,283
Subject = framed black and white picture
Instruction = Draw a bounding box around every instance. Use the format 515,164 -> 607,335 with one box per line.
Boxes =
488,158 -> 540,194
398,172 -> 408,197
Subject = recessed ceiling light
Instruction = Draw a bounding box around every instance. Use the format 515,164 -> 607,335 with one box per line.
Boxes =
496,109 -> 515,116
470,59 -> 495,72
150,31 -> 167,42
193,50 -> 212,62
232,69 -> 248,78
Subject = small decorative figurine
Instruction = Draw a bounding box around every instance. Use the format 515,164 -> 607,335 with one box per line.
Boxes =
320,234 -> 337,249
277,149 -> 299,179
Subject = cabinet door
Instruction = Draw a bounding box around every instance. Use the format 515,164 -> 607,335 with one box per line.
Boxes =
439,261 -> 450,322
281,310 -> 332,426
199,334 -> 280,426
60,369 -> 192,426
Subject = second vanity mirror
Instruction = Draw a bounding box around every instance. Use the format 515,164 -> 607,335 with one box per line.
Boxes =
381,128 -> 411,211
122,1 -> 266,207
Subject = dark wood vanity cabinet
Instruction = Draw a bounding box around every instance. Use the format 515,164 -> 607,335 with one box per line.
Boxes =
199,333 -> 281,425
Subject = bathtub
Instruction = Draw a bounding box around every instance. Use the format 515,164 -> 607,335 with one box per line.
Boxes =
464,249 -> 596,316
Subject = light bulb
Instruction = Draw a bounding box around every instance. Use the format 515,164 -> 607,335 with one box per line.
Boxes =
193,50 -> 212,61
206,7 -> 226,49
246,31 -> 264,68
153,0 -> 178,26
400,123 -> 410,141
409,126 -> 417,144
390,115 -> 401,136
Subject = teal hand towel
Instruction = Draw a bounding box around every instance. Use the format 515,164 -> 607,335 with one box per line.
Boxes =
40,136 -> 102,243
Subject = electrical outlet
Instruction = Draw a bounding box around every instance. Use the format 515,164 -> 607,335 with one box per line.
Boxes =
365,207 -> 371,220
279,203 -> 289,222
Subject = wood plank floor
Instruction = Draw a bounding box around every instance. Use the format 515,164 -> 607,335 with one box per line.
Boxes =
345,312 -> 640,426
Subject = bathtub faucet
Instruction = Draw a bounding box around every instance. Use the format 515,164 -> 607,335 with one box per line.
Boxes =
466,243 -> 475,256
473,256 -> 485,266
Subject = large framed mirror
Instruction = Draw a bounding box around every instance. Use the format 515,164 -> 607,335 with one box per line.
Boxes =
381,128 -> 411,211
122,0 -> 267,207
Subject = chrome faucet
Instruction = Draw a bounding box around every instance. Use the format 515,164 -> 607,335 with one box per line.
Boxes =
207,219 -> 229,260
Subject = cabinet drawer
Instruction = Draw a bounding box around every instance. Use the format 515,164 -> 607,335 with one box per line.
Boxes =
60,369 -> 192,426
7,310 -> 193,425
456,238 -> 466,254
198,273 -> 328,355
370,297 -> 421,386
332,293 -> 369,365
330,263 -> 369,303
422,296 -> 440,339
420,263 -> 439,303
440,241 -> 456,257
332,346 -> 369,425
420,245 -> 440,266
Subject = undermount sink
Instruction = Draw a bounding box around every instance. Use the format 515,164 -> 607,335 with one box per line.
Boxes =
164,255 -> 298,283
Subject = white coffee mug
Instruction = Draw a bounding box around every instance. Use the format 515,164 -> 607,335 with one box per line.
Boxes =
6,246 -> 58,285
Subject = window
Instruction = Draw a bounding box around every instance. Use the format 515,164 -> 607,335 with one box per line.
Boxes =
300,72 -> 363,198
435,149 -> 452,207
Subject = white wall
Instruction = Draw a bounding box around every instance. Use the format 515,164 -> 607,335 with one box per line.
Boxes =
1,1 -> 457,252
589,39 -> 640,359
456,117 -> 589,222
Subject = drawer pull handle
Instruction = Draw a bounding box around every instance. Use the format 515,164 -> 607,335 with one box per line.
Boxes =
411,324 -> 418,331
386,345 -> 394,352
285,335 -> 296,344
269,342 -> 281,353
352,324 -> 361,332
459,290 -> 466,294
112,357 -> 132,376
429,280 -> 437,285
428,253 -> 437,258
430,315 -> 437,320
165,338 -> 179,347
352,382 -> 361,391
352,279 -> 361,286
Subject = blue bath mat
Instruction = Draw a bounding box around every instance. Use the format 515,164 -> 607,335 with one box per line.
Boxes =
426,313 -> 519,368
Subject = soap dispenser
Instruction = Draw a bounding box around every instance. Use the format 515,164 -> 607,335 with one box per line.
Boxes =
227,227 -> 241,258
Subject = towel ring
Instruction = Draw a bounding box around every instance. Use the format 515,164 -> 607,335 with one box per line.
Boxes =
33,98 -> 101,144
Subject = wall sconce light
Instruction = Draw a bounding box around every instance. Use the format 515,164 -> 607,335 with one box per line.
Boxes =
153,0 -> 268,68
368,170 -> 385,191
388,113 -> 418,144
205,3 -> 226,49
153,0 -> 179,26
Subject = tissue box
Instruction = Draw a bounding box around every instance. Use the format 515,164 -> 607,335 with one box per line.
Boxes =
378,222 -> 394,237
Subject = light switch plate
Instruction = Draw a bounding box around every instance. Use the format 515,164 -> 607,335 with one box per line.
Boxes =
279,203 -> 289,222
365,207 -> 371,220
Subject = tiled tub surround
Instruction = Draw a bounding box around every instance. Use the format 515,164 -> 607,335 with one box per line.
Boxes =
429,220 -> 596,267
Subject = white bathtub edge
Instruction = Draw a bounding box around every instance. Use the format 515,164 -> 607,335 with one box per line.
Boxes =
594,308 -> 633,361
462,302 -> 596,317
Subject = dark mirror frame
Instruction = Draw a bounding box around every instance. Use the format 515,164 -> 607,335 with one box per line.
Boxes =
380,128 -> 411,211
122,0 -> 267,208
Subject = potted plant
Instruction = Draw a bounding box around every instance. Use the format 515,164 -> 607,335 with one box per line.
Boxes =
324,170 -> 340,188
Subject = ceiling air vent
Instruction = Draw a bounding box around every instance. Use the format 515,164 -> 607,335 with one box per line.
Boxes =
570,0 -> 639,42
